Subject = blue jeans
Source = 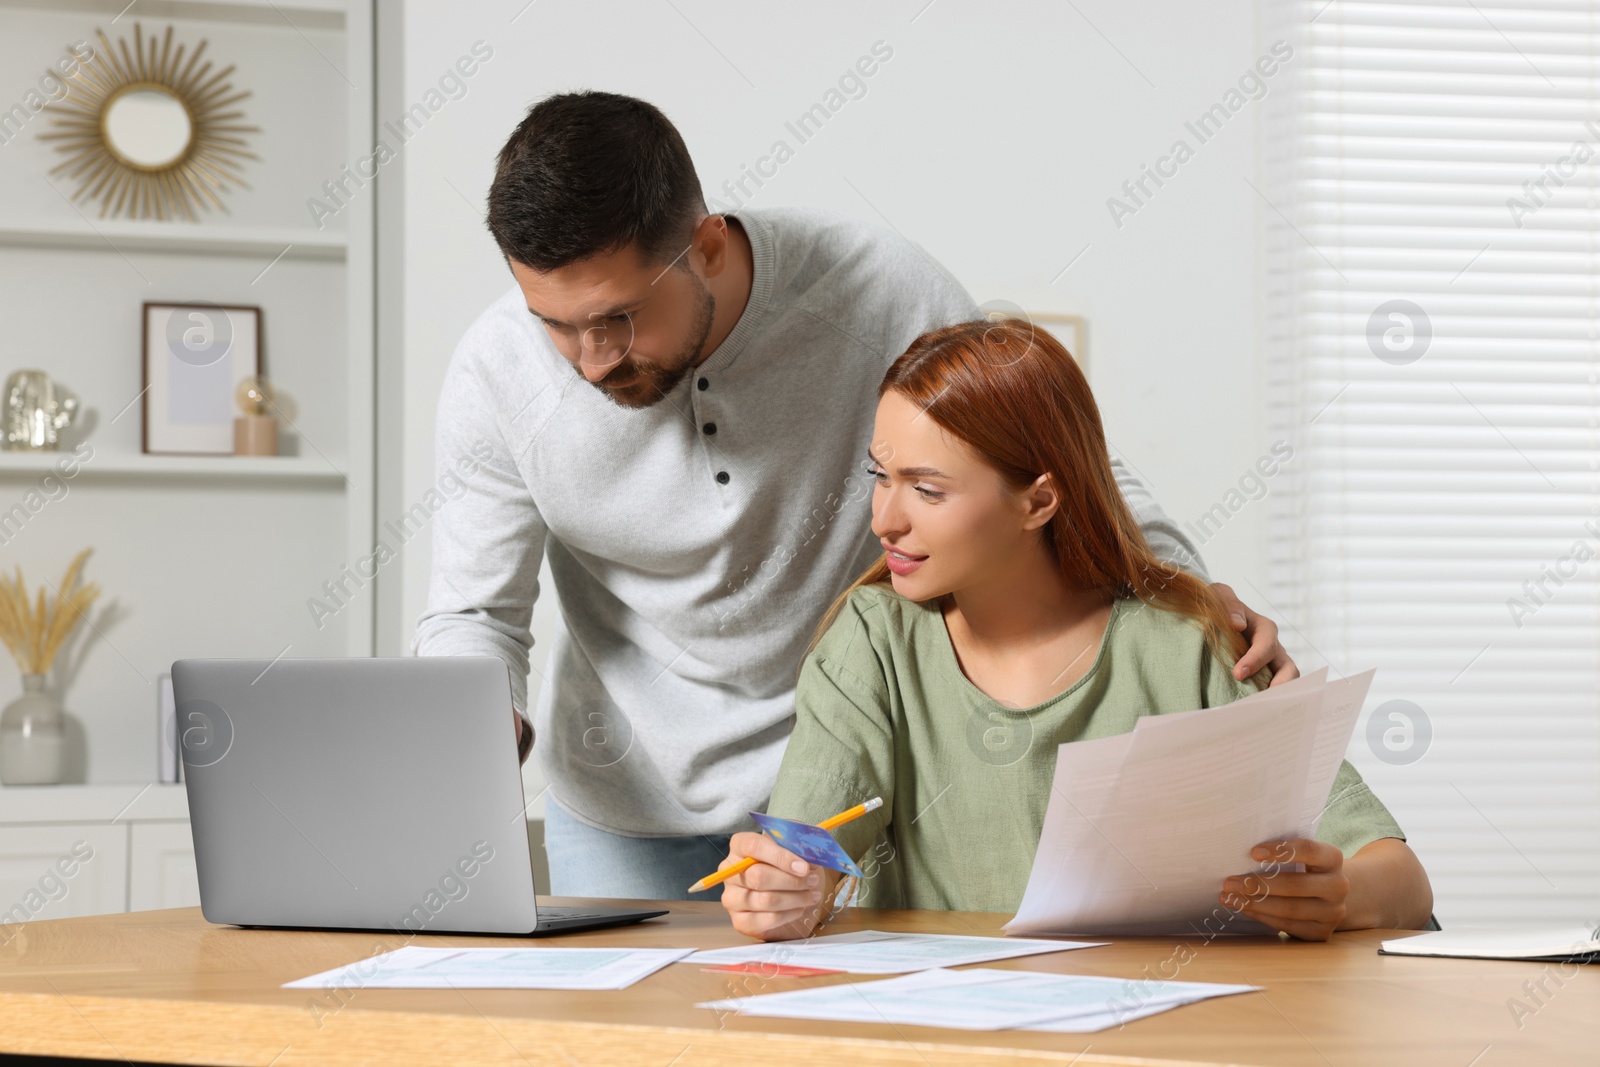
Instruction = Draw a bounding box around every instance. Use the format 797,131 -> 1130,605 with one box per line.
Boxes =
543,794 -> 732,902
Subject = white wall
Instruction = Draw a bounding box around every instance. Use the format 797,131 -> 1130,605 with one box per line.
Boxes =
377,1 -> 1274,799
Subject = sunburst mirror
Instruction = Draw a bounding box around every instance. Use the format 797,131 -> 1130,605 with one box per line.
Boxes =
39,23 -> 258,221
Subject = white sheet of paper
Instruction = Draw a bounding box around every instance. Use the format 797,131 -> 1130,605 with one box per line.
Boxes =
699,966 -> 1258,1032
283,946 -> 694,990
1297,671 -> 1377,834
1026,981 -> 1264,1031
1006,672 -> 1375,937
684,930 -> 1101,974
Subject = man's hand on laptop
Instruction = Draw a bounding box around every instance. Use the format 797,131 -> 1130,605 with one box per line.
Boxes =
513,709 -> 534,763
1212,582 -> 1300,688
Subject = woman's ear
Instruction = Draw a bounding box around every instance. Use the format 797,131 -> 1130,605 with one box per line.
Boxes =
1019,473 -> 1061,531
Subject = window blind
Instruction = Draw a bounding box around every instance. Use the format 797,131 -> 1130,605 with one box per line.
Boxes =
1264,0 -> 1600,926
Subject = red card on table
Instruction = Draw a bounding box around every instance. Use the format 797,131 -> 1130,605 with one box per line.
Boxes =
700,961 -> 843,978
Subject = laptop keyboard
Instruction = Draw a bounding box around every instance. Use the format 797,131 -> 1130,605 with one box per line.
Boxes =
537,907 -> 612,921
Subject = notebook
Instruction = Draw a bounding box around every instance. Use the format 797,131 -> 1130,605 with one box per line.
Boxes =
1379,924 -> 1600,964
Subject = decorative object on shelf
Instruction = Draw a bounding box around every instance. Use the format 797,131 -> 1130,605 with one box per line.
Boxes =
142,301 -> 262,455
3,370 -> 79,452
38,23 -> 259,221
1022,312 -> 1088,371
157,672 -> 181,784
0,549 -> 100,786
232,375 -> 278,456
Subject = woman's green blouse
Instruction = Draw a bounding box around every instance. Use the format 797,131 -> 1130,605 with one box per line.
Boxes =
766,584 -> 1406,913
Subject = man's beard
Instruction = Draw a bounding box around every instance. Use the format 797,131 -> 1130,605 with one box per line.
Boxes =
583,278 -> 716,410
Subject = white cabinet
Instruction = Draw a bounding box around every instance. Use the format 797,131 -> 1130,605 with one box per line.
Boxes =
0,785 -> 552,924
0,784 -> 192,928
0,825 -> 128,926
129,823 -> 201,912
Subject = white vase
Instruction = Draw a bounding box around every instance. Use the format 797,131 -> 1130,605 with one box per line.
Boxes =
0,673 -> 66,785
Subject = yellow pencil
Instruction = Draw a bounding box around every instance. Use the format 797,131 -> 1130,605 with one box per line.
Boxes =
686,797 -> 883,894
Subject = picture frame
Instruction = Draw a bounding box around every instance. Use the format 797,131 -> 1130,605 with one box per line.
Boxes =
1027,312 -> 1087,372
141,302 -> 262,455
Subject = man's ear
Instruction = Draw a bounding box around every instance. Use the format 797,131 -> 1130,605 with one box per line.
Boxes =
1019,473 -> 1061,531
687,213 -> 724,279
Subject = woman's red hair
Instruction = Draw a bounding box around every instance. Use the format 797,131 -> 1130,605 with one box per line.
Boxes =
815,317 -> 1252,671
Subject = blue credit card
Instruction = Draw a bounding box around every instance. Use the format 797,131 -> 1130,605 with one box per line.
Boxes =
748,811 -> 864,877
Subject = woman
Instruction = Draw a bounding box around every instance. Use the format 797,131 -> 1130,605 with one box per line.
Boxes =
718,318 -> 1433,942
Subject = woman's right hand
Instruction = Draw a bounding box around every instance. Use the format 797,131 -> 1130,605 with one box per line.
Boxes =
719,831 -> 839,941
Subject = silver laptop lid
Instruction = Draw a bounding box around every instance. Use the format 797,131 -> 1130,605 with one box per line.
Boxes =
173,656 -> 540,935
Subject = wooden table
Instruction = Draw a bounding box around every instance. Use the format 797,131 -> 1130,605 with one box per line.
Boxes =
1,900 -> 1595,1066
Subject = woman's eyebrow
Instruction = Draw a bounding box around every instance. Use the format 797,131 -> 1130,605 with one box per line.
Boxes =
866,451 -> 948,479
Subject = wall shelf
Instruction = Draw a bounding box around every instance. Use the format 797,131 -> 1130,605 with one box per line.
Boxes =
0,451 -> 347,485
0,0 -> 346,32
0,0 -> 375,798
0,221 -> 347,262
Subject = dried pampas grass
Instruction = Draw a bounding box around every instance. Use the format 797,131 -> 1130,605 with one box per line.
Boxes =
0,549 -> 100,676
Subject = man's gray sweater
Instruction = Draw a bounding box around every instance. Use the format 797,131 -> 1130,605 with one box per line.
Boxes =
413,207 -> 1205,837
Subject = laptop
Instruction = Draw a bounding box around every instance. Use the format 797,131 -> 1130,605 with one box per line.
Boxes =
172,656 -> 666,936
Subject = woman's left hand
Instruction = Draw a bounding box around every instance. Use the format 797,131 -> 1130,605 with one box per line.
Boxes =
1219,838 -> 1348,941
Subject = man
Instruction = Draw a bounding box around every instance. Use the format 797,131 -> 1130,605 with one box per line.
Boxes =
413,91 -> 1296,900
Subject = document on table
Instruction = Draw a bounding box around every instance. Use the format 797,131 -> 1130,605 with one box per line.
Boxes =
684,930 -> 1102,974
700,966 -> 1258,1032
284,946 -> 694,990
1005,670 -> 1375,937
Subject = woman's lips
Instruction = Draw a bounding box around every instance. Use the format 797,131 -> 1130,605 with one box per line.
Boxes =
882,542 -> 928,577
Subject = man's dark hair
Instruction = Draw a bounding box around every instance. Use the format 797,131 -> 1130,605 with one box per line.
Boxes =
487,91 -> 706,272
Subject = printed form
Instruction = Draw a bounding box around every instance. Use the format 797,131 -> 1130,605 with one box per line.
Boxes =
686,929 -> 1102,974
285,946 -> 694,990
1006,670 -> 1375,937
700,966 -> 1258,1032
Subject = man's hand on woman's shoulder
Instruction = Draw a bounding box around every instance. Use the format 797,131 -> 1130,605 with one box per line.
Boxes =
1212,582 -> 1301,687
